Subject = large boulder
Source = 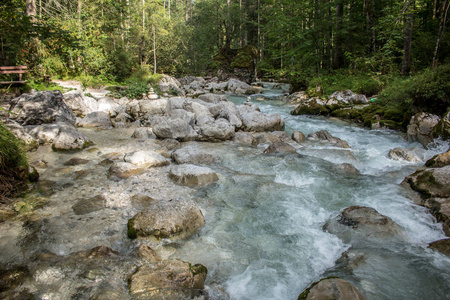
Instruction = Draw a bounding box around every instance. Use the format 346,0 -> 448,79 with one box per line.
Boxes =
432,110 -> 450,142
127,99 -> 169,119
429,238 -> 450,256
63,90 -> 98,117
239,108 -> 285,132
290,97 -> 332,115
263,141 -> 297,155
108,162 -> 145,180
123,150 -> 169,167
307,130 -> 351,148
298,277 -> 366,300
152,110 -> 198,141
5,121 -> 39,150
387,147 -> 424,163
169,164 -> 219,186
233,132 -> 257,146
425,150 -> 450,168
9,90 -> 76,125
329,90 -> 368,104
324,206 -> 403,243
197,118 -> 235,142
128,259 -> 207,299
198,93 -> 227,104
405,166 -> 450,198
292,131 -> 306,143
51,122 -> 93,151
77,111 -> 112,128
97,97 -> 120,117
158,75 -> 184,96
407,112 -> 441,147
127,198 -> 205,239
171,145 -> 216,165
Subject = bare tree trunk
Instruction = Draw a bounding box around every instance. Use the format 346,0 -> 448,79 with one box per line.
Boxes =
26,0 -> 36,18
401,0 -> 414,75
142,0 -> 145,31
333,0 -> 343,69
169,0 -> 171,18
433,0 -> 450,67
153,25 -> 157,74
185,0 -> 188,22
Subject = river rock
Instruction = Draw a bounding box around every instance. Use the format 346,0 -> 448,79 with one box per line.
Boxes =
210,102 -> 243,129
152,110 -> 198,141
253,132 -> 282,145
428,238 -> 450,256
263,142 -> 296,155
233,132 -> 257,146
135,244 -> 161,263
29,123 -> 62,144
324,206 -> 403,243
240,109 -> 285,132
329,90 -> 368,104
292,131 -> 306,143
63,90 -> 98,117
9,90 -> 76,125
97,97 -> 120,117
158,75 -> 184,96
5,121 -> 39,151
290,97 -> 331,115
336,163 -> 360,175
198,118 -> 235,142
407,112 -> 440,147
169,164 -> 219,186
298,277 -> 366,300
64,157 -> 89,166
72,195 -> 105,215
425,150 -> 450,168
124,150 -> 169,167
77,111 -> 112,128
307,130 -> 351,148
288,91 -> 309,105
51,122 -> 93,151
405,166 -> 450,198
198,93 -> 227,104
108,162 -> 145,180
171,145 -> 216,165
433,110 -> 450,141
131,127 -> 153,139
127,198 -> 205,239
388,147 -> 424,162
183,100 -> 213,121
128,259 -> 207,299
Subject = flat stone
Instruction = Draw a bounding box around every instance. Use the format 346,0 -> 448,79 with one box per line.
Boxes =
299,277 -> 366,300
123,150 -> 169,168
108,162 -> 145,180
263,141 -> 296,155
171,145 -> 216,165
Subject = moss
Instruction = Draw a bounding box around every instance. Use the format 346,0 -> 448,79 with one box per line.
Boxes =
291,101 -> 330,116
127,218 -> 137,239
230,45 -> 258,70
189,263 -> 208,276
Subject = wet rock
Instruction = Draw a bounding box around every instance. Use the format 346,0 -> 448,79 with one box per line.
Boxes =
335,249 -> 367,271
9,90 -> 76,125
432,110 -> 450,141
253,132 -> 282,145
198,93 -> 226,104
77,111 -> 112,128
425,150 -> 450,168
36,179 -> 57,196
324,206 -> 403,242
72,246 -> 119,259
298,277 -> 366,300
240,109 -> 285,132
131,127 -> 153,139
91,287 -> 130,300
388,147 -> 424,162
198,118 -> 235,142
64,157 -> 89,166
271,131 -> 289,141
288,91 -> 309,105
63,90 -> 98,117
127,198 -> 205,239
157,138 -> 181,150
108,162 -> 145,180
135,244 -> 161,263
233,132 -> 257,146
169,164 -> 219,186
171,145 -> 216,165
123,150 -> 169,168
405,166 -> 450,198
51,122 -> 93,151
290,97 -> 331,115
0,266 -> 31,293
307,130 -> 350,148
336,163 -> 360,175
72,195 -> 105,215
131,194 -> 156,209
407,112 -> 440,147
263,142 -> 296,155
292,131 -> 306,143
428,238 -> 450,256
0,209 -> 16,223
128,259 -> 207,299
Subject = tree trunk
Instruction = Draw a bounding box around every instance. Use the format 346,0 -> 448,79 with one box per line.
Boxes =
142,0 -> 145,31
401,0 -> 414,75
333,0 -> 343,69
433,0 -> 450,67
26,0 -> 36,18
153,25 -> 157,74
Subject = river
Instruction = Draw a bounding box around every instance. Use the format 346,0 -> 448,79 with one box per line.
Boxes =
1,84 -> 449,299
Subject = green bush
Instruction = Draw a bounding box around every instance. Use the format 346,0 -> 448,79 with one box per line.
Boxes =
0,123 -> 29,200
120,82 -> 150,99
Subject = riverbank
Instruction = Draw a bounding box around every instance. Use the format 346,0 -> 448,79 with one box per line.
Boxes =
1,79 -> 449,299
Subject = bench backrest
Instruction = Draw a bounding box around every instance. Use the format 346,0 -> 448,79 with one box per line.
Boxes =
0,66 -> 28,74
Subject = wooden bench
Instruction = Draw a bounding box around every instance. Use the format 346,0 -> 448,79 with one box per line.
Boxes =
0,66 -> 28,94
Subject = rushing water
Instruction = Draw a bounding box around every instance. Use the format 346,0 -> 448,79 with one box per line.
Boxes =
1,84 -> 450,299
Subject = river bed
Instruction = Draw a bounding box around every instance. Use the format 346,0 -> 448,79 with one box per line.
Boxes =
1,84 -> 450,299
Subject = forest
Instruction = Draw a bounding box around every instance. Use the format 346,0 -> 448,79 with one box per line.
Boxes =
1,0 -> 449,83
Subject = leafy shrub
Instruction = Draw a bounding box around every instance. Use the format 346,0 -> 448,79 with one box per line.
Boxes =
120,82 -> 150,99
354,77 -> 383,96
79,74 -> 104,90
0,123 -> 29,201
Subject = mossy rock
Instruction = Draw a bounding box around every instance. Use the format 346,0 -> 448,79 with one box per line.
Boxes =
291,101 -> 330,116
230,45 -> 258,70
127,218 -> 137,239
331,108 -> 363,120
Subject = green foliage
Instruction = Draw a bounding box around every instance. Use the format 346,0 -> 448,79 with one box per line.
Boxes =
79,74 -> 105,90
27,78 -> 64,92
0,123 -> 29,200
120,82 -> 150,100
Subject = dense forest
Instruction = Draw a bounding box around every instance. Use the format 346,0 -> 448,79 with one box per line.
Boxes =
1,0 -> 449,83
